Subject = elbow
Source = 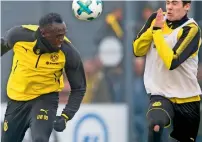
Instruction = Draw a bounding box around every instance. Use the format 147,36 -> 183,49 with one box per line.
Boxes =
133,47 -> 140,57
71,88 -> 86,95
133,49 -> 146,57
79,88 -> 86,95
133,49 -> 140,57
1,38 -> 9,56
133,42 -> 143,57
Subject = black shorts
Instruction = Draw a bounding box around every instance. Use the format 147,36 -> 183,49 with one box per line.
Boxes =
1,92 -> 59,142
147,95 -> 200,142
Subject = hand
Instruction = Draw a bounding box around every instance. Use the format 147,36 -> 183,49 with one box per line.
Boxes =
53,115 -> 68,132
154,8 -> 164,29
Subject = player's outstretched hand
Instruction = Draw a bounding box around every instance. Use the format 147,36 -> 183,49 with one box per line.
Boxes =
53,115 -> 68,132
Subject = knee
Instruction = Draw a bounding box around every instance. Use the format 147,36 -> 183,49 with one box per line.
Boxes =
147,110 -> 170,130
32,136 -> 49,142
148,118 -> 165,127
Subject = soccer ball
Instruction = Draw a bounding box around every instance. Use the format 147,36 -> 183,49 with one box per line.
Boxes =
72,0 -> 103,21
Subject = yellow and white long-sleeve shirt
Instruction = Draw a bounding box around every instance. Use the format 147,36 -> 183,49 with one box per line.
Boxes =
133,13 -> 202,103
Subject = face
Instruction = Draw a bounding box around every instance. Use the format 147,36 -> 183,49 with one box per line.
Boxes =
166,0 -> 190,21
40,22 -> 67,48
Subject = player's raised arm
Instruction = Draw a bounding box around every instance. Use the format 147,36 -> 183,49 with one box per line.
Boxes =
133,12 -> 157,57
54,42 -> 86,132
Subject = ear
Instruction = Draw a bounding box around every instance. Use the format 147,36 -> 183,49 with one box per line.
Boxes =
184,3 -> 191,11
39,28 -> 46,37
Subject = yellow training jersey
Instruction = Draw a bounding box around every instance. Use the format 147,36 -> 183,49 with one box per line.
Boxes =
2,25 -> 86,101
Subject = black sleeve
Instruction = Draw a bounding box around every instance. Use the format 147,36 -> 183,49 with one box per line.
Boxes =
1,37 -> 9,56
170,24 -> 201,70
61,43 -> 86,120
134,12 -> 157,40
1,26 -> 22,56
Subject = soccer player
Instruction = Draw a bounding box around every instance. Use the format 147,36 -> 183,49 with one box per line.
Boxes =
1,13 -> 86,142
133,0 -> 201,142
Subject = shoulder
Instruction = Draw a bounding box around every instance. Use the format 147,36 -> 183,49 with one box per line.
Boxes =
186,22 -> 200,30
61,41 -> 81,61
5,25 -> 36,47
61,42 -> 83,68
177,20 -> 201,41
183,22 -> 200,34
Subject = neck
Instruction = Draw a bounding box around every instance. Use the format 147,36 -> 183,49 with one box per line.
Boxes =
34,29 -> 59,54
166,14 -> 188,23
166,14 -> 189,29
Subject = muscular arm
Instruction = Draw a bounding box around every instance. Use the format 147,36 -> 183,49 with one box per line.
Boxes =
153,23 -> 201,70
61,43 -> 86,120
133,13 -> 157,56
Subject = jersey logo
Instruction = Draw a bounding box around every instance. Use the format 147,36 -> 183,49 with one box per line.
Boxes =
40,109 -> 49,114
50,53 -> 59,62
152,101 -> 162,107
36,49 -> 41,54
37,109 -> 49,120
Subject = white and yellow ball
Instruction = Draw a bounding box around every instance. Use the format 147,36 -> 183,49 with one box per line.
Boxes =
72,0 -> 103,21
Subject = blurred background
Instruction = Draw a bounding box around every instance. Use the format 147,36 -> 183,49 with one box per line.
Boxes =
1,1 -> 202,142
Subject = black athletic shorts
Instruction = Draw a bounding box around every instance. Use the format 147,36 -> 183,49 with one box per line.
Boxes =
147,95 -> 200,142
1,92 -> 59,142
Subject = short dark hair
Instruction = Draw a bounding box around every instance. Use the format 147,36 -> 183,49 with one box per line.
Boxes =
182,0 -> 191,6
39,13 -> 63,28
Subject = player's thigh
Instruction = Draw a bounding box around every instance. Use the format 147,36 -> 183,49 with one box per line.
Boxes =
1,99 -> 31,142
30,92 -> 59,142
147,95 -> 174,128
170,101 -> 200,142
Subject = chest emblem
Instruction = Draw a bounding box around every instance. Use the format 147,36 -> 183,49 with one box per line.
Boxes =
50,53 -> 59,62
